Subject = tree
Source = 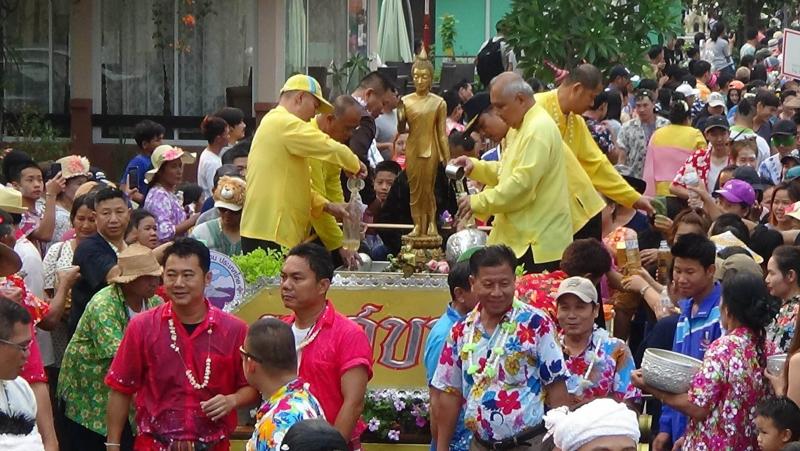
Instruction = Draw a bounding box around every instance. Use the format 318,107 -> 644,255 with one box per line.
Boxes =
502,0 -> 682,81
686,0 -> 796,36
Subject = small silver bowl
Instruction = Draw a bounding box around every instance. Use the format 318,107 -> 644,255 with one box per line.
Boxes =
445,228 -> 487,263
642,348 -> 702,394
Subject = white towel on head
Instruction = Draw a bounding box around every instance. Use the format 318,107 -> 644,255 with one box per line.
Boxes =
543,398 -> 640,451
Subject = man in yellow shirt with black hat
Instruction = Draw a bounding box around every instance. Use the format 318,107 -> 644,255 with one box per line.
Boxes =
242,75 -> 366,253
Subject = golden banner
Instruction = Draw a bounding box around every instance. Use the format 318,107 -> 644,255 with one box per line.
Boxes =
234,285 -> 450,388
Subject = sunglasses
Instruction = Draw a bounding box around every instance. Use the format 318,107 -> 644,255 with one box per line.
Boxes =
239,345 -> 262,363
0,338 -> 32,353
772,135 -> 796,147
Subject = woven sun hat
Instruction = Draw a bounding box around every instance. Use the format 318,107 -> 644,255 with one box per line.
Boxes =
0,185 -> 28,214
144,145 -> 196,184
106,244 -> 163,284
56,155 -> 91,180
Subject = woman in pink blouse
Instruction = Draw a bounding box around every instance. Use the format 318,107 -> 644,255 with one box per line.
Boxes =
633,271 -> 779,450
143,145 -> 199,243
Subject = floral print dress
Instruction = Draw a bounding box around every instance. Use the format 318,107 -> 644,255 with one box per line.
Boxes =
683,327 -> 776,451
766,295 -> 799,352
143,184 -> 187,243
561,326 -> 641,405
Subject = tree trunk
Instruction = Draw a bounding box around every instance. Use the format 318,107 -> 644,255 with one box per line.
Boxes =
743,0 -> 765,33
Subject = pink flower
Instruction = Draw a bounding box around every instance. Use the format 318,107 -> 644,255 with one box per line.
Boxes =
162,147 -> 182,161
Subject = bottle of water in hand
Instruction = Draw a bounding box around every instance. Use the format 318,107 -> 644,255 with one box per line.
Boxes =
683,166 -> 703,209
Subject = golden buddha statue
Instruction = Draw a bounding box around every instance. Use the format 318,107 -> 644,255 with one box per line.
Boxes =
397,49 -> 450,247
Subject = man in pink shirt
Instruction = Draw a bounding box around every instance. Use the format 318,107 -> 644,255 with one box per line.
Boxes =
105,238 -> 258,451
279,243 -> 373,450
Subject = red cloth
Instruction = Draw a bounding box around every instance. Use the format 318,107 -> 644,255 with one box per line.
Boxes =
281,301 -> 373,441
3,274 -> 48,383
20,325 -> 47,383
133,435 -> 229,451
514,270 -> 568,324
105,301 -> 248,444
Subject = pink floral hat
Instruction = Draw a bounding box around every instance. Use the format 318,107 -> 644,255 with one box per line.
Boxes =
145,145 -> 196,183
56,155 -> 91,180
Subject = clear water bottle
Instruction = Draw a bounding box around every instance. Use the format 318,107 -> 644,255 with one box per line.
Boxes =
659,287 -> 673,316
683,166 -> 703,209
342,178 -> 365,252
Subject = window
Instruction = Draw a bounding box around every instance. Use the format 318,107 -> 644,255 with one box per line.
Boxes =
2,0 -> 70,115
98,0 -> 255,119
285,0 -> 368,76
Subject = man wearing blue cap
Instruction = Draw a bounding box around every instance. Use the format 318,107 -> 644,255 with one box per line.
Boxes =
242,75 -> 367,254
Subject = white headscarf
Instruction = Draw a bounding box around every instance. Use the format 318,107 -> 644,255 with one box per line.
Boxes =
543,398 -> 640,451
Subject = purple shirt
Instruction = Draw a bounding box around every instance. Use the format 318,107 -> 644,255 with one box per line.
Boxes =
143,185 -> 186,243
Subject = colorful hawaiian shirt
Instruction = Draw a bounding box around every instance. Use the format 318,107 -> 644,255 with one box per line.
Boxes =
617,115 -> 669,177
766,295 -> 799,352
143,184 -> 188,243
683,327 -> 776,451
431,299 -> 567,442
58,284 -> 162,435
246,378 -> 324,451
672,147 -> 732,192
514,270 -> 567,324
561,326 -> 641,405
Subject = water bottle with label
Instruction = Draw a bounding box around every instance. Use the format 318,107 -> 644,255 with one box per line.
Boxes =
342,178 -> 365,252
656,240 -> 672,285
683,166 -> 703,209
624,229 -> 641,272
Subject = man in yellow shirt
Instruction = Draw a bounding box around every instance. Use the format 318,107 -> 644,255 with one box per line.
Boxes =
242,75 -> 366,253
308,95 -> 363,268
535,64 -> 653,239
452,72 -> 572,272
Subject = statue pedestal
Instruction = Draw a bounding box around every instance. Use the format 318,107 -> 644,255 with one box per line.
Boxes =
390,235 -> 445,277
401,234 -> 442,250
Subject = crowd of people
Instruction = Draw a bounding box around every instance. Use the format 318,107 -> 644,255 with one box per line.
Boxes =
3,14 -> 800,451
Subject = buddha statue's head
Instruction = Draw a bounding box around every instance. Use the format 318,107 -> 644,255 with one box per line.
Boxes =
412,48 -> 434,94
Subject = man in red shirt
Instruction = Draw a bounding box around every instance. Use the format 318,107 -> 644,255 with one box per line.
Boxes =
279,243 -> 373,450
105,238 -> 258,451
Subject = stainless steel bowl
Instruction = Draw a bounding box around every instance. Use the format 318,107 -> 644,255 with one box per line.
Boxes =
445,228 -> 487,263
642,348 -> 702,394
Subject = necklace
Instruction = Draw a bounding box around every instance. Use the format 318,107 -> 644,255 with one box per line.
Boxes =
294,304 -> 328,367
461,300 -> 520,383
560,328 -> 602,392
168,317 -> 213,390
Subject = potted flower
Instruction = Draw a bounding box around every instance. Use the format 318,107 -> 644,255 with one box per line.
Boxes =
361,389 -> 431,444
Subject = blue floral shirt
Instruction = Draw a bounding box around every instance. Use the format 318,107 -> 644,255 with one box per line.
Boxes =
246,378 -> 324,451
431,300 -> 567,442
423,304 -> 471,451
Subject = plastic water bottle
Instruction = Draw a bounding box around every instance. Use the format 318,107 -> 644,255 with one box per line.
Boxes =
683,166 -> 703,209
659,287 -> 673,316
656,240 -> 672,285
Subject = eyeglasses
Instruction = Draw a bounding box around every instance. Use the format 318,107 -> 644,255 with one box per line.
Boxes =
239,346 -> 262,363
0,338 -> 32,353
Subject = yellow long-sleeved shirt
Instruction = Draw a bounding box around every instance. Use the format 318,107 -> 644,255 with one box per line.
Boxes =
242,105 -> 360,248
469,105 -> 572,262
535,90 -> 641,232
308,119 -> 346,251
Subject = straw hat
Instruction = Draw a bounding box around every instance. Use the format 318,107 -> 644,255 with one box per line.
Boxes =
56,155 -> 91,180
106,244 -> 163,284
0,186 -> 28,214
145,145 -> 196,184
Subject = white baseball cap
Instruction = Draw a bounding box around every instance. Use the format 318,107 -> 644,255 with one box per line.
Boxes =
675,82 -> 699,98
707,92 -> 726,109
555,277 -> 598,304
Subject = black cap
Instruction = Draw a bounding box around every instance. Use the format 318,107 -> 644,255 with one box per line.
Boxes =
780,150 -> 800,165
463,92 -> 491,135
609,65 -> 631,80
733,165 -> 769,192
772,119 -> 798,137
703,115 -> 730,133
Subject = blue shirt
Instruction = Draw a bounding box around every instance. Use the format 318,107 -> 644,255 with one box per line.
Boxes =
423,304 -> 471,451
659,282 -> 723,442
120,154 -> 153,197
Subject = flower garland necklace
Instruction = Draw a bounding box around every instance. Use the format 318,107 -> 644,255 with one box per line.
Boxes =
168,316 -> 213,390
461,300 -> 521,382
560,326 -> 602,392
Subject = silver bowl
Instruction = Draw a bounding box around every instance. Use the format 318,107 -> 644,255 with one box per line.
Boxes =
642,348 -> 702,394
768,353 -> 788,376
445,228 -> 488,264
